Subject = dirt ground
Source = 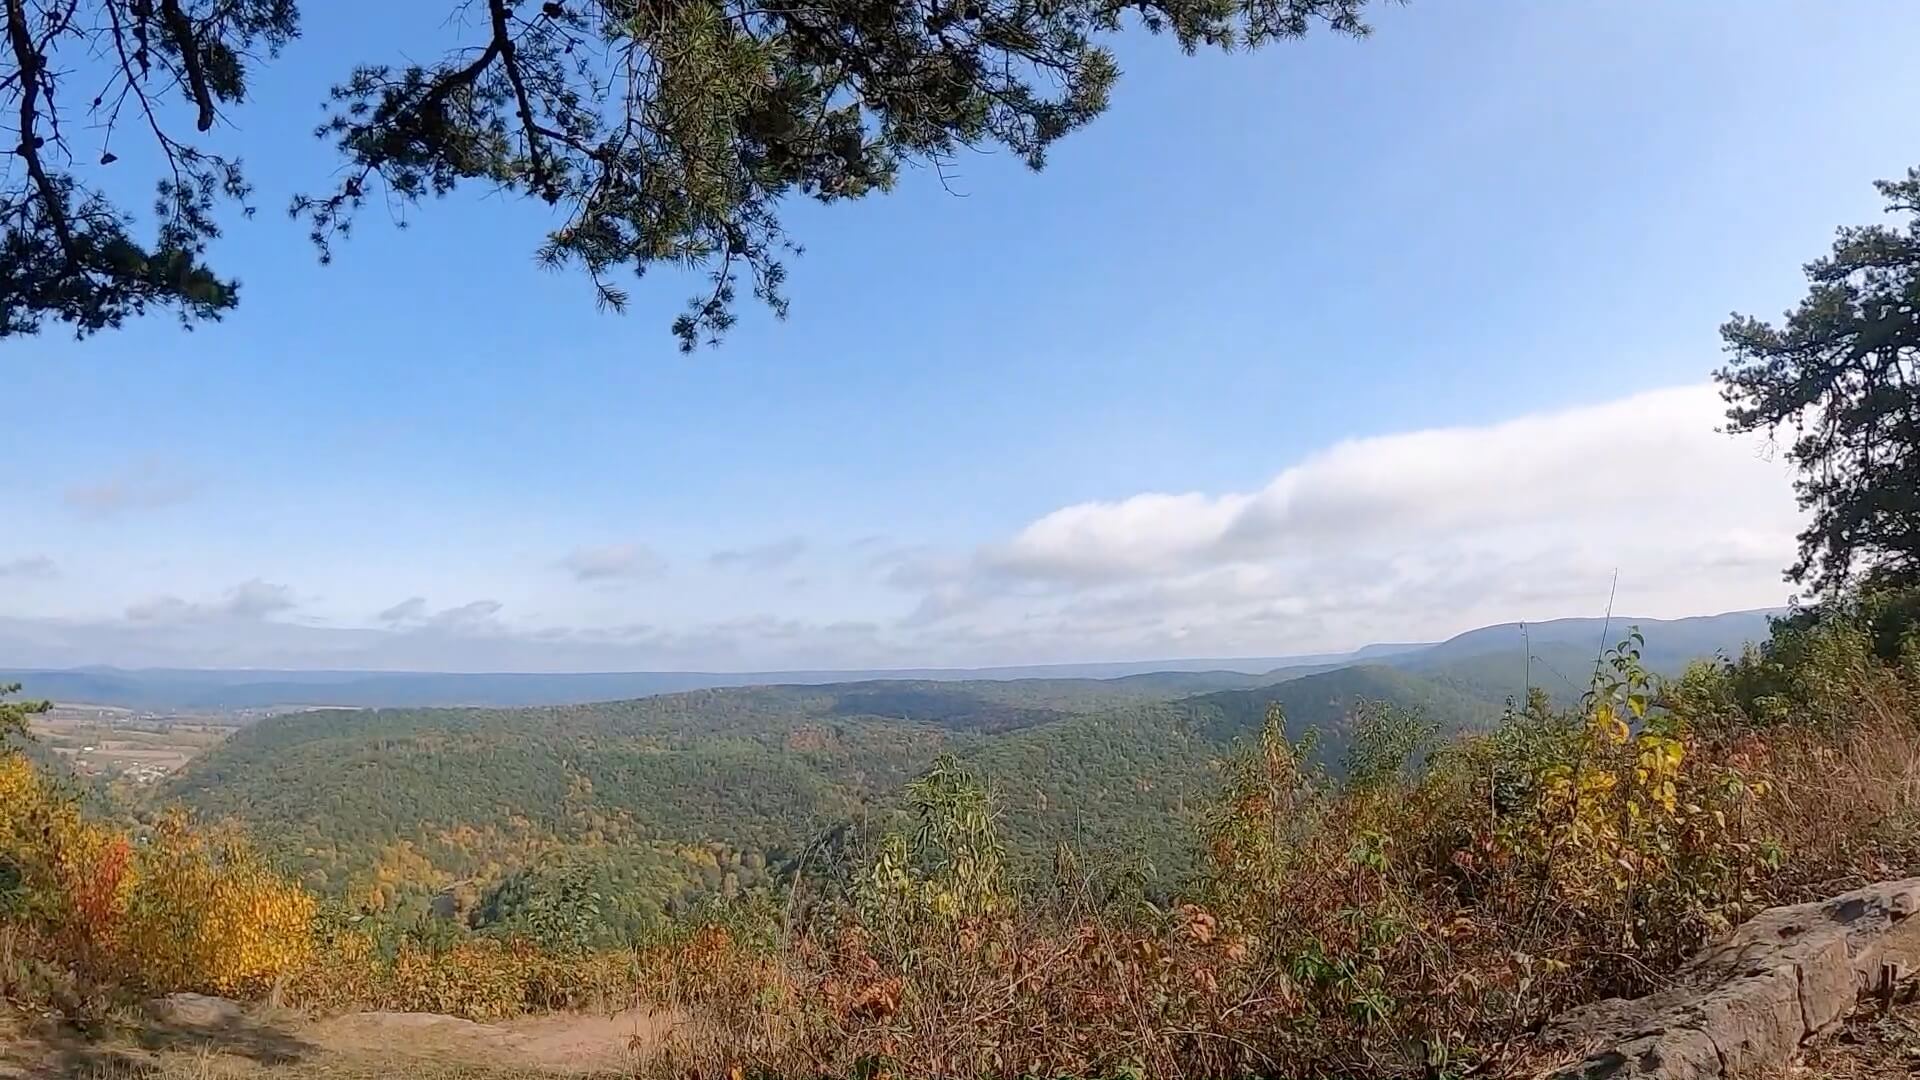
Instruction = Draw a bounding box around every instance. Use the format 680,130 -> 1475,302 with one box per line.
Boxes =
304,1006 -> 686,1072
0,1000 -> 689,1080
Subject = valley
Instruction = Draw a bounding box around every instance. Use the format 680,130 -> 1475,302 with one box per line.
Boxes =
8,609 -> 1776,937
24,704 -> 256,786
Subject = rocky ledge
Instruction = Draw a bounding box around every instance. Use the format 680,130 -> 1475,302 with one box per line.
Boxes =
1547,878 -> 1920,1079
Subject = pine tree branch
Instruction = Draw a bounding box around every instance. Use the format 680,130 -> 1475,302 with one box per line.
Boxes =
488,0 -> 551,190
158,0 -> 215,130
6,0 -> 73,263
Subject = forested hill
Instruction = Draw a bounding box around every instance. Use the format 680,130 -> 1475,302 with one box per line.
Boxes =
161,678 -> 1211,904
151,611 -> 1762,932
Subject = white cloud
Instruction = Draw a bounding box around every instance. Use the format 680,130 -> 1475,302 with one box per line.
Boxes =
0,556 -> 56,580
898,384 -> 1802,658
559,543 -> 667,582
990,492 -> 1253,584
125,579 -> 298,623
63,461 -> 196,516
988,386 -> 1773,582
710,537 -> 808,571
225,579 -> 300,619
425,600 -> 505,633
377,597 -> 430,624
375,596 -> 505,633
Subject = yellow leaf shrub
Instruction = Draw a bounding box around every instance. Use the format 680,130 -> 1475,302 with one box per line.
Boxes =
286,932 -> 647,1020
0,755 -> 136,978
121,811 -> 316,996
2,754 -> 314,999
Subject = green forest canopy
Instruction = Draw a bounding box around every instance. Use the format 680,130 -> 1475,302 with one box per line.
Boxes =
150,629 -> 1736,937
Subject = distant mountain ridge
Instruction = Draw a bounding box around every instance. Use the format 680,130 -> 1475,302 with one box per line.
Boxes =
1411,609 -> 1781,667
126,605 -> 1784,925
2,608 -> 1784,711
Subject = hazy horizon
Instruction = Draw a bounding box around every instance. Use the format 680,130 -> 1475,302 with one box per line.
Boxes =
0,603 -> 1783,676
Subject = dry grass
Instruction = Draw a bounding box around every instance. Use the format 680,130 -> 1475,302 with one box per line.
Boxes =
1711,680 -> 1920,913
1767,1000 -> 1920,1079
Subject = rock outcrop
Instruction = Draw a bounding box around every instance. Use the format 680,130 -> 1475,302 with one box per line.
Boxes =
1547,878 -> 1920,1079
143,992 -> 248,1029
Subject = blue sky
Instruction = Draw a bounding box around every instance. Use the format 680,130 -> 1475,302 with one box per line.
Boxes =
4,1 -> 1918,670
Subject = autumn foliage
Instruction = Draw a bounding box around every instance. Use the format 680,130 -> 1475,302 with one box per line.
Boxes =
634,612 -> 1920,1079
287,926 -> 648,1020
0,757 -> 315,1002
6,599 -> 1920,1080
